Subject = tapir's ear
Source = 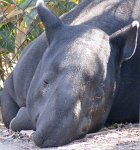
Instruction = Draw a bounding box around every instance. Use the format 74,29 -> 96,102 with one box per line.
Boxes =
36,0 -> 63,42
110,21 -> 139,62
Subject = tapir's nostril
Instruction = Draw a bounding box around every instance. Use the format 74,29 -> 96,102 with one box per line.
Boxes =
33,131 -> 44,147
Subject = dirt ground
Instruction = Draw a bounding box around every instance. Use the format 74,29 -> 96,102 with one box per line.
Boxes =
0,122 -> 139,150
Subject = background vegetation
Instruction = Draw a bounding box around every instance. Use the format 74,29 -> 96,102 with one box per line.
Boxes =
0,0 -> 79,89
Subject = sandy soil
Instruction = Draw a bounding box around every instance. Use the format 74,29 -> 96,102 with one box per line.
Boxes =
0,123 -> 139,150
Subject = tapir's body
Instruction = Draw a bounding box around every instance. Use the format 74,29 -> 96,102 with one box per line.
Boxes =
1,0 -> 139,148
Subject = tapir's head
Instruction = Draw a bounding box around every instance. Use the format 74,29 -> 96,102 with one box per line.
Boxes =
29,0 -> 139,148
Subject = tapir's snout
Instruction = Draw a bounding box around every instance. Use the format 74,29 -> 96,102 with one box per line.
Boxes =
33,124 -> 80,148
32,98 -> 88,148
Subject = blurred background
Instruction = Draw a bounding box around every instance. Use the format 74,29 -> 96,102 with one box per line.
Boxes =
0,0 -> 79,90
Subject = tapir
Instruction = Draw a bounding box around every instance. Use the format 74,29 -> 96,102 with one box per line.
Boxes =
0,0 -> 139,148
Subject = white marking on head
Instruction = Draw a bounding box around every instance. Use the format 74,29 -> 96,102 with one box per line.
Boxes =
36,0 -> 44,7
132,20 -> 139,28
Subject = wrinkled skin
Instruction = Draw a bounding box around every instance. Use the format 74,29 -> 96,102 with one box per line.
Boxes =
0,0 -> 139,148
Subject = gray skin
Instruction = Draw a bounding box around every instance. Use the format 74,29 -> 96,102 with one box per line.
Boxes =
28,2 -> 139,147
0,0 -> 139,148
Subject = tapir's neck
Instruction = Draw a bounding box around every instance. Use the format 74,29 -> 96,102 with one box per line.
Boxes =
62,0 -> 140,33
62,0 -> 118,25
71,0 -> 119,25
61,0 -> 100,24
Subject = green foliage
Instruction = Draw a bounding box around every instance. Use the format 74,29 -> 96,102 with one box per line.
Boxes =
0,0 -> 79,86
0,0 -> 79,51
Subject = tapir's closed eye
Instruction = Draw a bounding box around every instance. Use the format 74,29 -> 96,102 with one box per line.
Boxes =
41,72 -> 56,86
43,79 -> 49,85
